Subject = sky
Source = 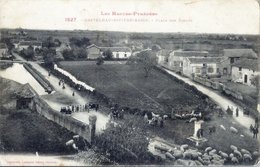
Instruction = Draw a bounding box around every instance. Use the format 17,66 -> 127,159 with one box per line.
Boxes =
0,0 -> 259,34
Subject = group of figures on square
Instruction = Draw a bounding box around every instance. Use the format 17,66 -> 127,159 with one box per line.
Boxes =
60,103 -> 99,114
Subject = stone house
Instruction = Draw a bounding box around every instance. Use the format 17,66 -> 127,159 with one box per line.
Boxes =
182,57 -> 221,78
219,49 -> 257,77
100,46 -> 132,59
15,83 -> 37,109
231,58 -> 258,87
168,50 -> 209,73
86,44 -> 101,59
17,41 -> 42,51
156,49 -> 172,65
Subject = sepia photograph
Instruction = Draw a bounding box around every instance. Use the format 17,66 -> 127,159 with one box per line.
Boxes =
0,0 -> 259,166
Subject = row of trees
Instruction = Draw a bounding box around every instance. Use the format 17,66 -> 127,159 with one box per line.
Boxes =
62,48 -> 88,60
69,37 -> 91,47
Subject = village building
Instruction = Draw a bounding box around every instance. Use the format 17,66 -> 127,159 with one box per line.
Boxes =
56,43 -> 71,60
0,43 -> 8,58
17,41 -> 42,51
86,44 -> 101,59
156,49 -> 172,65
231,58 -> 258,87
182,57 -> 221,78
100,46 -> 132,59
167,50 -> 209,73
219,49 -> 257,77
15,83 -> 37,109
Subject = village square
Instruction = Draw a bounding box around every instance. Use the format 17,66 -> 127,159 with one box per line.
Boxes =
0,28 -> 259,166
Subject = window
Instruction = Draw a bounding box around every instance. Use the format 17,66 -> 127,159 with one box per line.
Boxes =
195,67 -> 201,73
217,68 -> 219,73
223,68 -> 227,74
174,61 -> 181,67
230,58 -> 234,63
203,64 -> 206,67
124,53 -> 127,57
208,67 -> 214,73
239,67 -> 242,71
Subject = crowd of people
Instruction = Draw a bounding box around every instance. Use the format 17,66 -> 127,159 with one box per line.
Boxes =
60,103 -> 99,114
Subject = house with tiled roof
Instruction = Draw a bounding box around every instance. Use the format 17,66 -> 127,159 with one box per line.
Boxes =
156,49 -> 172,65
15,83 -> 37,109
182,57 -> 221,78
219,49 -> 257,77
86,44 -> 101,59
17,41 -> 42,51
231,58 -> 259,87
100,46 -> 132,59
168,49 -> 209,73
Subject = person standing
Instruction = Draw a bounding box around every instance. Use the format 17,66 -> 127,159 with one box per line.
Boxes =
253,127 -> 258,138
255,117 -> 259,128
95,104 -> 99,112
255,127 -> 259,138
236,107 -> 239,117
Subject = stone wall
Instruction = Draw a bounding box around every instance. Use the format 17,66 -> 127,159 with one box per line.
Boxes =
31,96 -> 96,144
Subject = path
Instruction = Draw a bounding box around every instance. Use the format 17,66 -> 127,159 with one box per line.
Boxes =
13,53 -> 110,133
162,67 -> 255,129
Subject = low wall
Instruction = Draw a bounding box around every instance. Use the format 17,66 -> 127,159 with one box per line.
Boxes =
31,96 -> 96,144
193,76 -> 220,90
222,85 -> 243,100
23,63 -> 53,93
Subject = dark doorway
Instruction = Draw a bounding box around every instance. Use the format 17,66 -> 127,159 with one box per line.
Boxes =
244,74 -> 248,83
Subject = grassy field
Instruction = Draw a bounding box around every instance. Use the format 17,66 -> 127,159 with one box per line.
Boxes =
59,61 -> 259,164
0,77 -> 77,154
59,61 -> 204,114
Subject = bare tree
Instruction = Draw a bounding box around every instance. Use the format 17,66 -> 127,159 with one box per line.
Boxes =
128,50 -> 158,77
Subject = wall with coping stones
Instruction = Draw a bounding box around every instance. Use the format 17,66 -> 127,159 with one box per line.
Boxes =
30,95 -> 96,144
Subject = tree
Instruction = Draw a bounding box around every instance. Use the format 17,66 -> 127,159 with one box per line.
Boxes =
81,37 -> 91,47
1,38 -> 14,51
96,57 -> 104,65
42,48 -> 56,67
42,36 -> 56,48
62,49 -> 75,60
69,37 -> 91,47
21,45 -> 34,60
94,117 -> 150,164
54,39 -> 61,47
73,48 -> 88,59
127,50 -> 158,77
102,49 -> 113,60
251,75 -> 260,88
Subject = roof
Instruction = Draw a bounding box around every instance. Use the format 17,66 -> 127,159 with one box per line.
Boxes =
223,49 -> 257,59
172,50 -> 208,57
0,43 -> 7,49
157,49 -> 172,57
19,41 -> 42,46
15,83 -> 37,98
100,46 -> 132,53
231,58 -> 258,71
187,57 -> 222,64
56,43 -> 70,52
86,44 -> 100,49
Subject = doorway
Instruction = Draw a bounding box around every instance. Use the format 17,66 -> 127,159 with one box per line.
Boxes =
244,74 -> 248,83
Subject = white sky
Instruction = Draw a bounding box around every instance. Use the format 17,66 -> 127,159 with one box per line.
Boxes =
0,0 -> 259,34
